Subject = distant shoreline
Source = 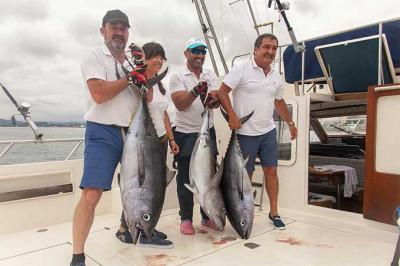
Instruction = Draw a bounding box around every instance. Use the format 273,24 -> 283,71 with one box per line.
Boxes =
0,125 -> 85,128
0,118 -> 85,128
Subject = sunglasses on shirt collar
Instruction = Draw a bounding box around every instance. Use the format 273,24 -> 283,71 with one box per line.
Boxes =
189,48 -> 207,55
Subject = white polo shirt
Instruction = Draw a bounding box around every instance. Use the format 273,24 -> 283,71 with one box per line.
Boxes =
81,45 -> 139,127
148,84 -> 169,137
169,66 -> 218,133
223,56 -> 284,136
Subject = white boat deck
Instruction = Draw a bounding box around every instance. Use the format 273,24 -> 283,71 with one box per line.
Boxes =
0,207 -> 397,266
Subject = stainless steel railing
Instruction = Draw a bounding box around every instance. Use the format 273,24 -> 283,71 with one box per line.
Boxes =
0,138 -> 84,161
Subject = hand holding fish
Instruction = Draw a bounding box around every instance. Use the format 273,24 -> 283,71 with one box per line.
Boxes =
191,81 -> 208,97
228,112 -> 241,130
169,139 -> 179,155
204,91 -> 220,108
127,69 -> 147,87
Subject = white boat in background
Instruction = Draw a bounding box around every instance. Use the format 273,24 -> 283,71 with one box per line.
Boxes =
0,2 -> 399,265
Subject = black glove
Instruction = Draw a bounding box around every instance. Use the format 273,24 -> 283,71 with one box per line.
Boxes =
191,81 -> 208,97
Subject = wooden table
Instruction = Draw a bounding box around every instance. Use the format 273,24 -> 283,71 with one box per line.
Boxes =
308,166 -> 345,209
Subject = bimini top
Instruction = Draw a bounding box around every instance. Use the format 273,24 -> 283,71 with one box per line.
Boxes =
283,18 -> 400,84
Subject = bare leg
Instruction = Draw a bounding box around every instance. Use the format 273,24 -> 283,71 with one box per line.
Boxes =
262,166 -> 279,216
72,188 -> 102,254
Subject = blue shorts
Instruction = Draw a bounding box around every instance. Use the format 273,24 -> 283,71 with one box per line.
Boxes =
80,121 -> 125,191
237,128 -> 278,174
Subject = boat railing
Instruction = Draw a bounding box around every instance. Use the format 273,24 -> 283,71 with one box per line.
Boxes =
0,138 -> 84,162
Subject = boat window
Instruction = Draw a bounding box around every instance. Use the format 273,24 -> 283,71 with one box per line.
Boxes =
318,115 -> 366,136
273,101 -> 297,166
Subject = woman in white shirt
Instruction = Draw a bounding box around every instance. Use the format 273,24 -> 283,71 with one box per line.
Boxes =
143,42 -> 179,154
116,42 -> 179,245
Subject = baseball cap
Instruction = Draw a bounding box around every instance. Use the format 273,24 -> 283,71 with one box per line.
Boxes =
185,38 -> 208,50
102,9 -> 130,27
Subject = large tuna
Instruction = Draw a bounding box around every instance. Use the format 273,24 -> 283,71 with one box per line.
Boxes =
119,89 -> 173,244
185,108 -> 226,231
220,109 -> 254,239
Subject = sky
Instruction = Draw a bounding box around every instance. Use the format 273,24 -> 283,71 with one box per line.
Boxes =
0,0 -> 398,122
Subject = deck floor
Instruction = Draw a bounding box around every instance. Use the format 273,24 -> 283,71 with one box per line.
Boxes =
0,207 -> 397,266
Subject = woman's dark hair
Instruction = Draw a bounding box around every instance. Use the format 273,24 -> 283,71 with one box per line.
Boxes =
142,42 -> 167,95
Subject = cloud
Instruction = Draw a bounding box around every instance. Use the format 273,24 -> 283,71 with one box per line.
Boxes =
0,0 -> 49,23
292,0 -> 320,16
0,0 -> 399,122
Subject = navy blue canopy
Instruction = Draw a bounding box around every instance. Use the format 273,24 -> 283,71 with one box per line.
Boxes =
283,19 -> 400,84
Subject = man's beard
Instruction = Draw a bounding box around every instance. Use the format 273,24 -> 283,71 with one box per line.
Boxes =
189,58 -> 204,70
105,38 -> 126,52
111,40 -> 126,52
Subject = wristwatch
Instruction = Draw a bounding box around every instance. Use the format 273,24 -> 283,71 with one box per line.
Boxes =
287,121 -> 295,126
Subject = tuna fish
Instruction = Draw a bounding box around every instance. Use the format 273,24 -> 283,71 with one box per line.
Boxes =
220,109 -> 254,239
119,89 -> 173,244
185,108 -> 226,231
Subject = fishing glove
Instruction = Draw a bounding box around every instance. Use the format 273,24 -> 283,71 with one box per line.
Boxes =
191,81 -> 208,97
127,69 -> 147,87
129,43 -> 145,67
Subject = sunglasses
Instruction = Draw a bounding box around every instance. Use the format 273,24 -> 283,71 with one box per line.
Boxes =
189,48 -> 207,55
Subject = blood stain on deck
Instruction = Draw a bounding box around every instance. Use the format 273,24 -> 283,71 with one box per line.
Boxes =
145,253 -> 176,266
213,239 -> 228,245
276,237 -> 303,246
222,236 -> 237,241
196,228 -> 208,234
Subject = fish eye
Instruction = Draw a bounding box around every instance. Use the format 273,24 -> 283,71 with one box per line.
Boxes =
222,208 -> 226,214
142,214 -> 151,221
240,219 -> 246,226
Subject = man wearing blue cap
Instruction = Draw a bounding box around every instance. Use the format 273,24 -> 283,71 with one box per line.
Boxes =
70,9 -> 173,266
169,38 -> 220,235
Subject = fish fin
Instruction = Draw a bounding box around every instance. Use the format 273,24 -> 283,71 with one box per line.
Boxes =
165,167 -> 176,187
243,156 -> 249,166
239,111 -> 254,124
184,183 -> 198,194
211,157 -> 224,187
220,107 -> 229,122
220,109 -> 253,125
238,188 -> 244,200
130,226 -> 141,245
236,174 -> 244,201
137,145 -> 145,187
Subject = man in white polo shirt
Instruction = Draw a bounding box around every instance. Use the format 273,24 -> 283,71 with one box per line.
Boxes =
218,33 -> 297,230
70,9 -> 172,266
169,38 -> 219,235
